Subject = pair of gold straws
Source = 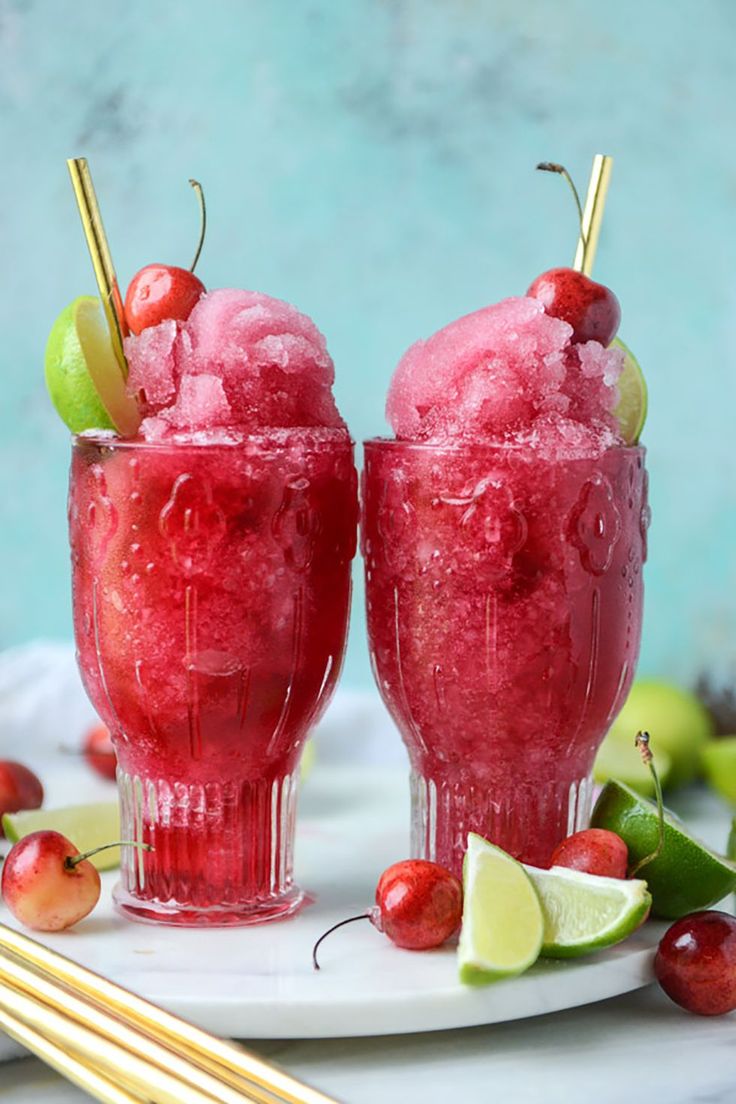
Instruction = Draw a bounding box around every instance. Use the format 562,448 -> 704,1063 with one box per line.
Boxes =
0,921 -> 337,1104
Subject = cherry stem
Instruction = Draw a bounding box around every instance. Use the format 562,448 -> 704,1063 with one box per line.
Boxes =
64,841 -> 153,871
312,914 -> 370,971
629,730 -> 665,877
536,162 -> 587,248
188,179 -> 207,273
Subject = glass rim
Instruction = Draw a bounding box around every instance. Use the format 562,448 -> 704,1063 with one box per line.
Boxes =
72,428 -> 354,454
363,436 -> 645,462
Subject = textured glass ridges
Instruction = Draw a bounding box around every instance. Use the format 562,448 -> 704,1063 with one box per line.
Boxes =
117,768 -> 300,922
410,770 -> 594,873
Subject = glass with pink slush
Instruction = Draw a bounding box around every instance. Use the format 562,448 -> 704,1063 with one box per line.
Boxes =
363,297 -> 648,873
70,290 -> 357,925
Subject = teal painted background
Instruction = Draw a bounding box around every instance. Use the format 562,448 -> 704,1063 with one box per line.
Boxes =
1,0 -> 735,690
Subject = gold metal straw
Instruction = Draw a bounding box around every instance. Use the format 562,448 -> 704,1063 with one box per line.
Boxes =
0,924 -> 338,1104
572,153 -> 613,275
0,973 -> 229,1104
0,981 -> 149,1103
0,996 -> 145,1104
67,157 -> 129,377
0,949 -> 262,1104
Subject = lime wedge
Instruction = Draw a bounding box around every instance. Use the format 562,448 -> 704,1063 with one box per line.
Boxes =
458,833 -> 543,985
594,731 -> 672,797
591,779 -> 736,919
525,864 -> 650,957
3,802 -> 120,871
45,296 -> 140,435
702,738 -> 736,805
612,337 -> 647,445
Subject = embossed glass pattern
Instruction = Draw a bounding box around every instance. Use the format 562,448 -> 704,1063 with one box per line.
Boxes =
70,432 -> 357,924
363,440 -> 647,872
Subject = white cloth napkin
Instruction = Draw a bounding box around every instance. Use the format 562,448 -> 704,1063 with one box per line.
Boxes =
0,640 -> 401,1063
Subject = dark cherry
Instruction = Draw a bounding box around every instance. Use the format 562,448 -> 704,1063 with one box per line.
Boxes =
527,266 -> 621,346
550,828 -> 628,879
0,761 -> 44,837
124,264 -> 205,335
655,911 -> 736,1016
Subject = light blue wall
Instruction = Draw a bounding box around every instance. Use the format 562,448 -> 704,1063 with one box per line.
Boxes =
1,0 -> 735,690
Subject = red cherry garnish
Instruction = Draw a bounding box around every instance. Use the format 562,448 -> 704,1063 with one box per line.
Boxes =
124,265 -> 204,335
527,267 -> 621,346
312,859 -> 463,969
550,828 -> 628,879
655,911 -> 736,1016
531,162 -> 620,345
124,179 -> 207,335
0,761 -> 43,837
83,723 -> 117,781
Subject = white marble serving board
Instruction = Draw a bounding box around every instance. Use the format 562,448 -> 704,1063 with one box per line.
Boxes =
0,763 -> 670,1040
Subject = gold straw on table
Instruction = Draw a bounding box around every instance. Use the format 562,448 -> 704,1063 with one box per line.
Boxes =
572,153 -> 613,276
0,993 -> 145,1104
0,976 -> 214,1104
0,922 -> 339,1104
0,948 -> 259,1104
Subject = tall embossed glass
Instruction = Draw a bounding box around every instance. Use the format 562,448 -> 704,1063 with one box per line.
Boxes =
70,431 -> 357,925
363,440 -> 648,873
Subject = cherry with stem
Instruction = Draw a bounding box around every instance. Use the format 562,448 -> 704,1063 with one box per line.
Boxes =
311,859 -> 463,972
124,178 -> 208,335
527,159 -> 621,346
2,832 -> 153,932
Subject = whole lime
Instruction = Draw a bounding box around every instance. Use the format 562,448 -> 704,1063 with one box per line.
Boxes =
609,679 -> 714,788
702,738 -> 736,805
592,780 -> 736,919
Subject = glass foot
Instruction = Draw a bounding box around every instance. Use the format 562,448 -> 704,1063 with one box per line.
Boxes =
113,883 -> 305,927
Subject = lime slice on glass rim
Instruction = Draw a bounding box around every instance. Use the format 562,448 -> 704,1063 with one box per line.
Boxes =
3,802 -> 120,871
45,295 -> 140,435
592,779 -> 736,919
612,336 -> 647,445
458,833 -> 544,985
525,864 -> 651,958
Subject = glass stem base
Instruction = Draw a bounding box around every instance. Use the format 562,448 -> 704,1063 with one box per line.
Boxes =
115,767 -> 303,927
410,769 -> 594,875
